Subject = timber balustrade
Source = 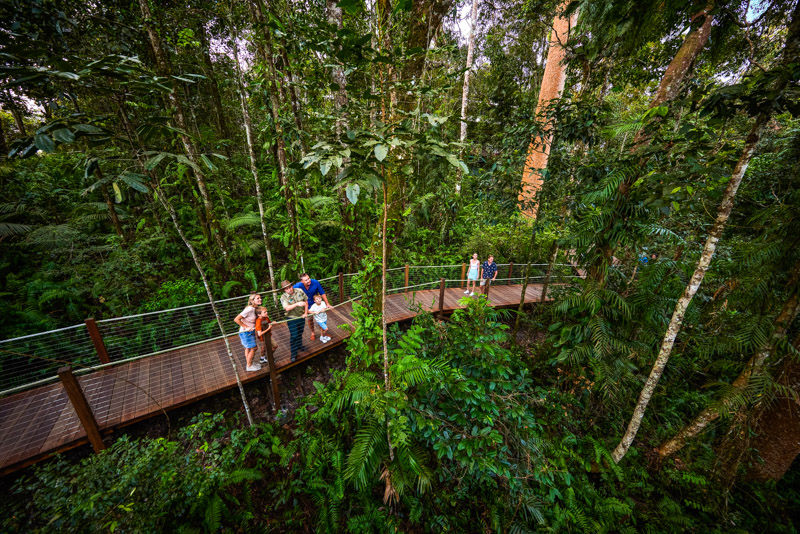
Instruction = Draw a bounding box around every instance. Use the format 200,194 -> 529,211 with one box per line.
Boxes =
0,262 -> 581,474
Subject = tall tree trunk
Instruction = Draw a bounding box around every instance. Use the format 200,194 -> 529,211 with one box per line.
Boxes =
590,5 -> 714,284
138,0 -> 231,273
229,13 -> 278,300
326,0 -> 359,271
540,242 -> 559,302
657,259 -> 800,458
630,4 -> 714,151
153,183 -> 254,427
100,184 -> 125,242
0,115 -> 7,158
4,90 -> 27,135
747,351 -> 800,481
512,223 -> 537,341
249,0 -> 303,270
611,115 -> 767,463
612,0 -> 800,463
455,0 -> 479,194
518,2 -> 577,218
198,23 -> 232,152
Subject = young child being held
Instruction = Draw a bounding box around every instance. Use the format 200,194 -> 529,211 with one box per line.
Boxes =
255,306 -> 278,365
308,294 -> 331,343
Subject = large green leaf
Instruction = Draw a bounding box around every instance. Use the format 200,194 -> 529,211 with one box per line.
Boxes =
346,183 -> 360,205
200,154 -> 217,172
52,128 -> 75,143
33,134 -> 55,153
145,152 -> 169,170
374,144 -> 388,162
320,159 -> 332,177
73,124 -> 103,134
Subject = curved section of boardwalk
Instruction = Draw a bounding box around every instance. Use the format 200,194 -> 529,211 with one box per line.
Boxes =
0,284 -> 548,474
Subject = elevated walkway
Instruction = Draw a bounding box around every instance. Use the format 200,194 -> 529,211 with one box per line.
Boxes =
0,263 -> 578,474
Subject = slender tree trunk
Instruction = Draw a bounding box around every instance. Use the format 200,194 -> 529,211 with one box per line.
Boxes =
612,1 -> 800,462
249,0 -> 303,269
100,184 -> 125,241
4,90 -> 26,135
138,0 -> 231,273
519,2 -> 577,217
455,0 -> 479,194
540,242 -> 559,302
611,115 -> 769,463
229,13 -> 278,300
381,184 -> 395,462
326,0 -> 359,271
0,115 -> 7,158
198,24 -> 232,152
153,184 -> 254,426
512,223 -> 537,341
657,259 -> 800,458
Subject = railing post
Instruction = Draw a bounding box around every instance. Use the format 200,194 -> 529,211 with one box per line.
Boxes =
264,330 -> 280,412
404,264 -> 410,293
58,366 -> 106,453
485,279 -> 491,300
508,262 -> 514,286
338,272 -> 344,304
438,278 -> 445,317
461,263 -> 466,288
85,318 -> 110,364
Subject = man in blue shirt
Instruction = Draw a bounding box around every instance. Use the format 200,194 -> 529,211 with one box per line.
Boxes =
294,273 -> 331,341
480,255 -> 498,295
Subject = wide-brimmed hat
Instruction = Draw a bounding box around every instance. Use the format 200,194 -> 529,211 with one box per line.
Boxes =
279,279 -> 294,290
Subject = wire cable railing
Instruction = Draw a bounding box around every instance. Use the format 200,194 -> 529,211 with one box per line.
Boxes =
0,262 -> 581,396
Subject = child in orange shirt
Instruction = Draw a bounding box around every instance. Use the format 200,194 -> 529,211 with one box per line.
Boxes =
255,306 -> 278,365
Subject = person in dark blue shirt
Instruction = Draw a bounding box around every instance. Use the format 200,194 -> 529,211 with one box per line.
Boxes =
294,274 -> 331,341
480,255 -> 498,295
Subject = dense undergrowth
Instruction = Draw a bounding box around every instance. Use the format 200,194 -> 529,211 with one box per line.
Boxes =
3,300 -> 798,533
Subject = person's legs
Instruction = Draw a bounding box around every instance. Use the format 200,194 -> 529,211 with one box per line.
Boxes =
288,318 -> 302,361
307,316 -> 316,339
240,332 -> 259,369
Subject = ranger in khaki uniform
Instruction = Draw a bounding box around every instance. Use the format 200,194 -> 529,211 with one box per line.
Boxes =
280,280 -> 308,362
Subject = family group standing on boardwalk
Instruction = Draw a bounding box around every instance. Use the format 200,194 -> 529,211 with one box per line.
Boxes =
234,257 -> 499,372
234,273 -> 332,372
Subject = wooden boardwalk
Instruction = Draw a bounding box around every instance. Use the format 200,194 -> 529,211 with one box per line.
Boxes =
0,283 -> 547,475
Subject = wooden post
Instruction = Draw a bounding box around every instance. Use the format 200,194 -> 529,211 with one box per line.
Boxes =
461,263 -> 466,288
85,318 -> 110,364
508,262 -> 514,286
58,366 -> 106,453
438,278 -> 445,317
485,279 -> 491,300
404,264 -> 410,293
264,330 -> 280,412
338,272 -> 344,304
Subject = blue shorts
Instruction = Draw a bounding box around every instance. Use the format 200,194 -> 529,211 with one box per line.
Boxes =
239,331 -> 256,349
316,321 -> 328,331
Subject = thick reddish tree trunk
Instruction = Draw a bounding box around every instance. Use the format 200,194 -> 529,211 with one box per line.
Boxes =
519,2 -> 577,218
748,359 -> 800,481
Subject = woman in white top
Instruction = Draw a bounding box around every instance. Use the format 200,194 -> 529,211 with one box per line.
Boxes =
465,253 -> 480,296
234,293 -> 262,372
